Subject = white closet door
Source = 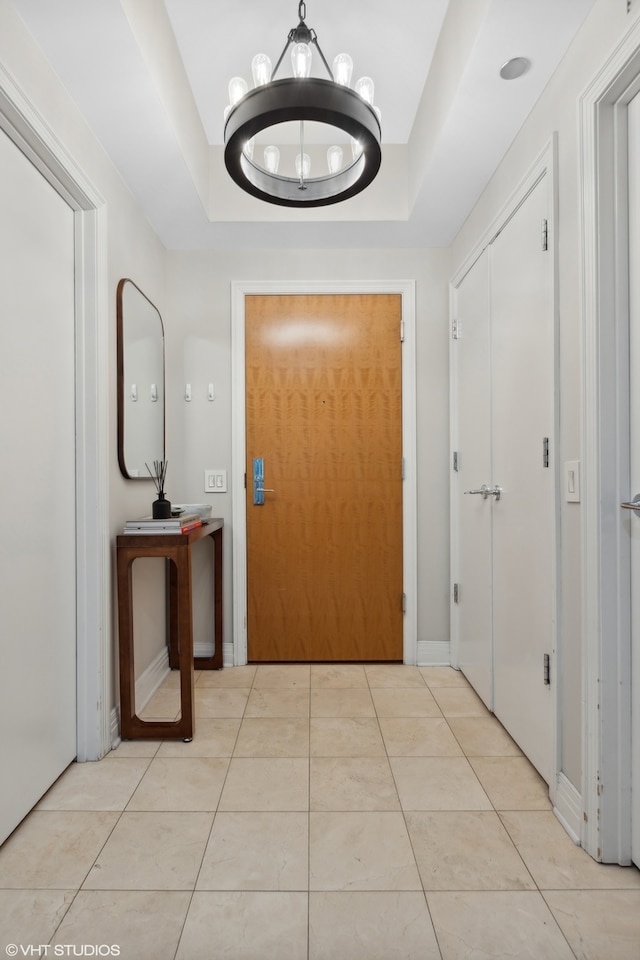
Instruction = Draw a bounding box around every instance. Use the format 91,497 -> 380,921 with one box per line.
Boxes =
0,129 -> 76,843
452,172 -> 555,786
453,252 -> 493,708
628,91 -> 640,868
490,173 -> 555,785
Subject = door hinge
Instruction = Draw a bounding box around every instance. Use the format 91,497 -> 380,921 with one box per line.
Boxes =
543,437 -> 550,468
543,653 -> 551,685
402,592 -> 407,613
400,320 -> 405,342
452,317 -> 460,340
401,457 -> 406,480
244,472 -> 247,489
453,583 -> 460,604
541,218 -> 548,251
453,451 -> 460,472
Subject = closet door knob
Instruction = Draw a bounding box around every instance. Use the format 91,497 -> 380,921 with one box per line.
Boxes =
464,484 -> 490,499
621,494 -> 640,517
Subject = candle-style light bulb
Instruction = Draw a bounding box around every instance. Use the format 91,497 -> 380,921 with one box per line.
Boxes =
228,76 -> 248,106
291,43 -> 312,78
355,76 -> 374,105
251,53 -> 272,87
264,145 -> 280,174
295,153 -> 311,179
327,145 -> 343,173
332,53 -> 353,86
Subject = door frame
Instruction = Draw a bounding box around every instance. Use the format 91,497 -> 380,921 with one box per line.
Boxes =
580,16 -> 640,863
0,64 -> 111,761
449,137 -> 560,800
231,280 -> 417,665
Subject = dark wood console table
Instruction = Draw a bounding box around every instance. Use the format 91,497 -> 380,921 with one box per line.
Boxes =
116,518 -> 223,740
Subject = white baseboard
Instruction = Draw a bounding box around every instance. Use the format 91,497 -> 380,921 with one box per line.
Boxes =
416,640 -> 451,666
553,772 -> 582,845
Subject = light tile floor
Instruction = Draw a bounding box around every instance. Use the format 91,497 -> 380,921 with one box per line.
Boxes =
1,665 -> 639,959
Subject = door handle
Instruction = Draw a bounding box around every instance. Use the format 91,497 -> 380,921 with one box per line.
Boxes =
621,494 -> 640,517
253,457 -> 275,505
464,484 -> 502,501
465,484 -> 490,499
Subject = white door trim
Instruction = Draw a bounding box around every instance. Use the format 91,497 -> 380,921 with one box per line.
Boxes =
580,17 -> 640,863
231,280 -> 417,666
449,137 -> 560,802
0,64 -> 111,761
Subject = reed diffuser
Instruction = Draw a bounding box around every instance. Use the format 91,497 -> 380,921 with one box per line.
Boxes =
146,459 -> 171,519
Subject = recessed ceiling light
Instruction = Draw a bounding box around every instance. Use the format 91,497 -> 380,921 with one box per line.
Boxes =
499,57 -> 531,80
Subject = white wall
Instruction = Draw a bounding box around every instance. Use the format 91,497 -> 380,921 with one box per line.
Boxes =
165,248 -> 453,658
450,0 -> 639,791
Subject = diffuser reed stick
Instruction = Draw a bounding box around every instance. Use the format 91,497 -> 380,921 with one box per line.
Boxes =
146,459 -> 168,496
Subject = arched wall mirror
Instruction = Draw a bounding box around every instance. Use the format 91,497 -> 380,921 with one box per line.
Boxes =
117,278 -> 165,479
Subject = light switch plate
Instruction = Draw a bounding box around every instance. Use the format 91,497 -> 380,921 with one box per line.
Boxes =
565,460 -> 580,502
204,469 -> 227,493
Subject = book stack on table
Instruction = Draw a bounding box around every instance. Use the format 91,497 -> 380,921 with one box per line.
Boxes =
122,513 -> 203,535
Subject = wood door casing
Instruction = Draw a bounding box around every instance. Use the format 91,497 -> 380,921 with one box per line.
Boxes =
245,293 -> 403,662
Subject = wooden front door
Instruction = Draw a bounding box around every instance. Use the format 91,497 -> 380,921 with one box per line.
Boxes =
245,293 -> 403,662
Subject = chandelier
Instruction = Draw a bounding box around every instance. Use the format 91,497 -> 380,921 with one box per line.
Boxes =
223,1 -> 382,207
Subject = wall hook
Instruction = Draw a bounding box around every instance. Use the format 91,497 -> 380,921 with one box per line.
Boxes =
185,383 -> 192,402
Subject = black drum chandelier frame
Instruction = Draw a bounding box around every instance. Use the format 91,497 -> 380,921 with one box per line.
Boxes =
223,1 -> 382,208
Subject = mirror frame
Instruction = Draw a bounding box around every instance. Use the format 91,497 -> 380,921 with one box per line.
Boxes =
116,278 -> 166,480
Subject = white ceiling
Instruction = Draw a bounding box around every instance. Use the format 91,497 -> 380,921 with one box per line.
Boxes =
11,0 -> 597,250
